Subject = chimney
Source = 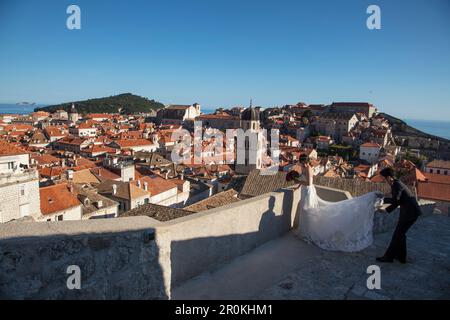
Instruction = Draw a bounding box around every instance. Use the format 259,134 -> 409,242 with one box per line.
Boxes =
112,184 -> 117,195
165,172 -> 169,179
144,182 -> 148,191
180,173 -> 184,180
61,158 -> 66,168
137,180 -> 141,188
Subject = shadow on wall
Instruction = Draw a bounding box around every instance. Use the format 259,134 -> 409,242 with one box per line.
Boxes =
169,190 -> 295,288
0,189 -> 297,300
0,228 -> 168,300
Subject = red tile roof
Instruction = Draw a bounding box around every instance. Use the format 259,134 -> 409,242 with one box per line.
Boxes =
133,175 -> 177,196
426,160 -> 450,170
423,172 -> 450,184
417,181 -> 450,202
40,183 -> 81,215
0,140 -> 28,156
39,166 -> 63,178
112,139 -> 153,148
360,142 -> 381,148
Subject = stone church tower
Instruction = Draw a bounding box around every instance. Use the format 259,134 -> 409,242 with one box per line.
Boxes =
68,103 -> 79,124
235,100 -> 264,175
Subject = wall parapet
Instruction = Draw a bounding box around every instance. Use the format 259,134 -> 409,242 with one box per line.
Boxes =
0,217 -> 167,299
0,186 -> 435,299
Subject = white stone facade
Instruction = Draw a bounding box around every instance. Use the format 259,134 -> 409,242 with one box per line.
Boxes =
0,170 -> 41,223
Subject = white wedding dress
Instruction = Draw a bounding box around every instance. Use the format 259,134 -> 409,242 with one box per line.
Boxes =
298,185 -> 383,252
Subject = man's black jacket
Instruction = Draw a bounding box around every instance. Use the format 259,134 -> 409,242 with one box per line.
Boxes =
385,179 -> 422,222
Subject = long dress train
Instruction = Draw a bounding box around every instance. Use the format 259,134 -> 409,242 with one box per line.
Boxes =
298,185 -> 383,252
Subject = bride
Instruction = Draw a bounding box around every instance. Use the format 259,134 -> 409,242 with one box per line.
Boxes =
287,158 -> 383,252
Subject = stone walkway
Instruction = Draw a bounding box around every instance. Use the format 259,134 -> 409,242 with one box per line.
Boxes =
173,214 -> 450,300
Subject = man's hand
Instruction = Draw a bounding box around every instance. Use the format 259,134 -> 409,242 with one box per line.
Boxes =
375,191 -> 384,198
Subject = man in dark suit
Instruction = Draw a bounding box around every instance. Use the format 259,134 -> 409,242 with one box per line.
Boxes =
376,167 -> 422,263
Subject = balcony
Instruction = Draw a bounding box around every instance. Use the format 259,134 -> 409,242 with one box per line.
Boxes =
0,185 -> 448,299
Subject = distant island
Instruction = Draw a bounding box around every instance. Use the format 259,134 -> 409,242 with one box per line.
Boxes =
34,93 -> 165,114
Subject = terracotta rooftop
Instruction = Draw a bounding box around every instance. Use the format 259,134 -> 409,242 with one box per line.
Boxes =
423,172 -> 450,184
111,139 -> 153,148
426,160 -> 450,170
417,181 -> 450,202
39,183 -> 81,215
71,169 -> 101,184
96,179 -> 148,200
31,153 -> 60,165
39,166 -> 63,178
133,175 -> 178,196
89,167 -> 121,181
360,142 -> 381,148
0,140 -> 28,156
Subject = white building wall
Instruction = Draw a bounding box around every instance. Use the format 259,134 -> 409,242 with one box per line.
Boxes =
36,205 -> 82,222
131,145 -> 158,153
359,146 -> 380,164
0,154 -> 30,173
82,205 -> 119,220
150,188 -> 178,206
0,175 -> 41,223
130,195 -> 150,210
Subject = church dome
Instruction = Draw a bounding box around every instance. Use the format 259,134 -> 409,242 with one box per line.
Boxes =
241,106 -> 260,121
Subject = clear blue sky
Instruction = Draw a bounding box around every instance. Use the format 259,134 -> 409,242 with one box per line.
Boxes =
0,0 -> 449,120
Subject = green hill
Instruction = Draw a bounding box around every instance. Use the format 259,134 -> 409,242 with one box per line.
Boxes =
35,93 -> 165,114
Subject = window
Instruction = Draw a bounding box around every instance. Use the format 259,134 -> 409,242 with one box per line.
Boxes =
445,171 -> 448,175
430,169 -> 433,173
57,215 -> 63,221
437,170 -> 441,175
20,185 -> 25,196
7,162 -> 15,170
144,198 -> 149,204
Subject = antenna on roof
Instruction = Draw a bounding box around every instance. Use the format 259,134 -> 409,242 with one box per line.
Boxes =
249,99 -> 253,108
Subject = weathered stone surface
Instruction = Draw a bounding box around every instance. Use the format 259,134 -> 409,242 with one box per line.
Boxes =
174,214 -> 450,300
0,218 -> 166,300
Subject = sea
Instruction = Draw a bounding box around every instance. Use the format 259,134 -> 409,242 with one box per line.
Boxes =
1,104 -> 449,140
0,103 -> 46,114
404,119 -> 450,140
